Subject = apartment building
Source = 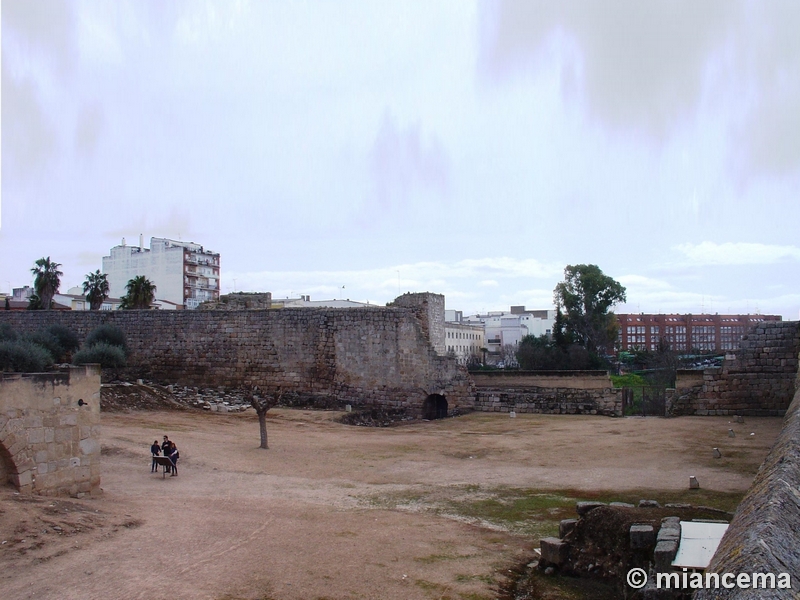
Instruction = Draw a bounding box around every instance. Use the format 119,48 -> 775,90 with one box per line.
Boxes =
102,236 -> 220,309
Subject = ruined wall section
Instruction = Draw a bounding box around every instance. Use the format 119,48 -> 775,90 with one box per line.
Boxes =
0,307 -> 472,415
670,321 -> 799,416
391,292 -> 446,355
0,366 -> 101,496
474,388 -> 622,416
695,347 -> 800,599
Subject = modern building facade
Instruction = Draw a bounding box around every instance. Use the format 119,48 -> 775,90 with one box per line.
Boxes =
102,237 -> 220,309
444,321 -> 485,364
616,313 -> 782,353
461,307 -> 556,354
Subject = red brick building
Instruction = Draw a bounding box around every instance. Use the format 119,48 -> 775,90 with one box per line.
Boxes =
616,313 -> 782,353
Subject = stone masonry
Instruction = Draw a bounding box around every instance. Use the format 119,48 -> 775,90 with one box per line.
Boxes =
391,292 -> 446,356
0,366 -> 101,496
669,321 -> 799,416
472,371 -> 623,416
694,339 -> 800,599
0,293 -> 472,416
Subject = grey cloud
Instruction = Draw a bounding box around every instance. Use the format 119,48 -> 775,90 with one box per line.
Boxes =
479,0 -> 736,137
1,57 -> 57,177
3,0 -> 77,75
479,1 -> 800,176
74,103 -> 105,158
369,111 -> 450,213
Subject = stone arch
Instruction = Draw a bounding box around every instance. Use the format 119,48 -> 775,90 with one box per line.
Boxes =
0,437 -> 20,490
422,394 -> 448,420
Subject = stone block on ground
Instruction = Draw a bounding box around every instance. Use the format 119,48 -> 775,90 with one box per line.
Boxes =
689,475 -> 700,489
540,537 -> 569,565
629,524 -> 656,550
630,524 -> 655,549
559,518 -> 577,539
654,540 -> 679,572
638,499 -> 661,508
610,501 -> 635,508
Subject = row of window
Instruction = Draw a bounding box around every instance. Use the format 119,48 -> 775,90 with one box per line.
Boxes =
447,331 -> 481,340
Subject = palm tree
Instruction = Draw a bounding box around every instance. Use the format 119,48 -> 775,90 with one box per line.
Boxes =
31,257 -> 63,310
83,270 -> 110,310
120,275 -> 156,309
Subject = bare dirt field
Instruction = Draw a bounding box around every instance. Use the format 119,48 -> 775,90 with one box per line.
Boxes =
0,408 -> 783,600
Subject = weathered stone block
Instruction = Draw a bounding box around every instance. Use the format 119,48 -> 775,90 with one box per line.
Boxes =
540,537 -> 569,565
630,524 -> 655,549
559,518 -> 577,539
653,540 -> 678,572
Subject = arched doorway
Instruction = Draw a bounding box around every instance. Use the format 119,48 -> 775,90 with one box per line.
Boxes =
422,394 -> 448,420
0,442 -> 15,489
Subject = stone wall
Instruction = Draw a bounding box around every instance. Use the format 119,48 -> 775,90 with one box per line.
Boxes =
472,370 -> 622,417
670,321 -> 800,416
392,292 -> 446,355
694,348 -> 800,599
474,388 -> 622,416
471,370 -> 613,390
0,366 -> 101,496
0,296 -> 472,415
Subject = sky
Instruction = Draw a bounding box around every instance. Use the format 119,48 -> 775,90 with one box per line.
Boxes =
2,0 -> 799,319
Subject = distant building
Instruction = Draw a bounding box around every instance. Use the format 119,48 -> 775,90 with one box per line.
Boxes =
462,307 -> 556,354
616,313 -> 783,353
444,321 -> 485,364
102,236 -> 220,309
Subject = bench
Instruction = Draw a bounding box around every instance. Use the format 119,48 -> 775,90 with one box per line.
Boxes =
152,456 -> 176,478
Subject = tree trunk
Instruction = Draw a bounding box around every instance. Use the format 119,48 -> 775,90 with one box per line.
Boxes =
257,409 -> 268,449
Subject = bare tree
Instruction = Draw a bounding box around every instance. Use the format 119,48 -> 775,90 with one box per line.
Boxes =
249,386 -> 283,449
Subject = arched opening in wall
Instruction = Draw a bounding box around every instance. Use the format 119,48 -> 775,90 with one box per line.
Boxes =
423,394 -> 448,420
0,442 -> 15,489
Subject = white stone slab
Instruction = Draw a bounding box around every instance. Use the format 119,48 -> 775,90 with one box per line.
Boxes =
672,521 -> 729,569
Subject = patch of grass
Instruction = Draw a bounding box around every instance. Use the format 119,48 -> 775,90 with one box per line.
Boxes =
415,579 -> 451,594
444,488 -> 576,536
415,552 -> 477,564
454,573 -> 494,585
610,373 -> 647,387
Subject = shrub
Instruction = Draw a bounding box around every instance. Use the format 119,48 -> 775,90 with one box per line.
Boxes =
0,323 -> 17,342
0,340 -> 55,372
84,324 -> 128,354
72,342 -> 127,369
46,324 -> 80,355
26,330 -> 66,362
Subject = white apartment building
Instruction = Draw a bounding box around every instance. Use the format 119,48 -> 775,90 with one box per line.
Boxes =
463,306 -> 556,354
102,236 -> 220,309
444,322 -> 485,364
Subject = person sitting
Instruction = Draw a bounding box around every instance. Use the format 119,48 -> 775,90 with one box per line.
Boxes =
150,440 -> 161,473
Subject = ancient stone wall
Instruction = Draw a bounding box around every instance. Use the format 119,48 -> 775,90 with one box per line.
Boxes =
474,388 -> 622,416
391,292 -> 446,355
670,321 -> 799,416
0,299 -> 472,415
0,366 -> 101,496
471,370 -> 613,390
695,346 -> 800,599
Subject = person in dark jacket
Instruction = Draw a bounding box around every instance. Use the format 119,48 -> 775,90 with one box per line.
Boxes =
150,440 -> 161,472
169,443 -> 179,476
162,436 -> 172,473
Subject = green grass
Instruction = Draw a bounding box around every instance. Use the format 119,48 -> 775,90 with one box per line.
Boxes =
610,373 -> 648,387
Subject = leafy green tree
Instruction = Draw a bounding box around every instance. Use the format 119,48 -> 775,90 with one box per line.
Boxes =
30,257 -> 63,310
553,264 -> 626,354
120,275 -> 156,309
83,270 -> 110,310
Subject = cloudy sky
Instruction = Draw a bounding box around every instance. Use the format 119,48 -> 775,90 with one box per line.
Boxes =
2,0 -> 799,318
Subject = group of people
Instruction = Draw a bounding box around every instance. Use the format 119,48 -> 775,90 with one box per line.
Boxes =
151,435 -> 179,476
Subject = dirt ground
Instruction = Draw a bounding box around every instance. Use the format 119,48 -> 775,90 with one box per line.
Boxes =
0,408 -> 783,600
